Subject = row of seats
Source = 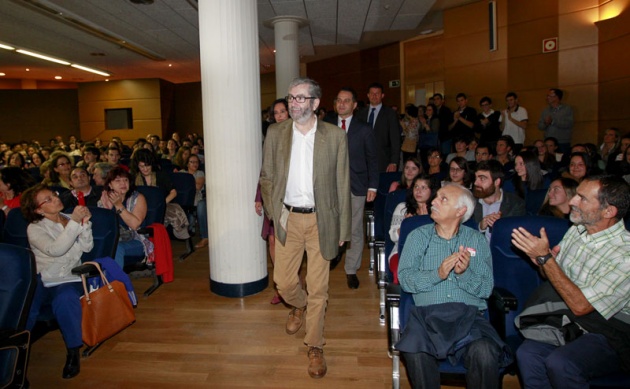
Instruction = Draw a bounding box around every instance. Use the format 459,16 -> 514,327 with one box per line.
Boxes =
364,172 -> 630,387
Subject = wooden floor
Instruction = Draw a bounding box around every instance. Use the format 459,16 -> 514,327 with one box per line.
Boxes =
27,241 -> 522,388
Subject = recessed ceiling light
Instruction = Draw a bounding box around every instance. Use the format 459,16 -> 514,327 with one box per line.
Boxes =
0,72 -> 5,76
55,76 -> 62,79
25,68 -> 30,71
168,64 -> 172,67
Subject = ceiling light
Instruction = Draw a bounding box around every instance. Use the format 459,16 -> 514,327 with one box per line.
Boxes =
55,76 -> 62,79
71,64 -> 110,77
25,68 -> 30,71
0,73 -> 5,76
16,49 -> 71,65
0,43 -> 15,50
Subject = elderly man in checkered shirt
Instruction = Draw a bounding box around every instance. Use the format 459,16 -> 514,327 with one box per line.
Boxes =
512,174 -> 630,389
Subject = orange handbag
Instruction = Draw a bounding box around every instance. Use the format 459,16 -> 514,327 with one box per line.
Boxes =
80,261 -> 136,346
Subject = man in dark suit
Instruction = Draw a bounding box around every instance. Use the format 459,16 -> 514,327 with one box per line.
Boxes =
260,77 -> 352,379
472,160 -> 526,241
324,87 -> 379,289
60,166 -> 102,209
356,82 -> 400,172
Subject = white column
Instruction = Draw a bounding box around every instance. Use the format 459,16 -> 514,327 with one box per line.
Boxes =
264,16 -> 309,98
198,0 -> 267,297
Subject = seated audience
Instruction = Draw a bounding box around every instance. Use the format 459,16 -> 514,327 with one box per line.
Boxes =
172,146 -> 191,171
390,158 -> 422,192
506,150 -> 551,214
538,177 -> 578,218
131,149 -> 189,240
98,167 -> 153,268
388,174 -> 433,283
49,152 -> 74,189
564,152 -> 593,182
426,148 -> 447,187
495,135 -> 516,176
444,156 -> 472,189
22,184 -> 93,379
511,175 -> 630,388
0,166 -> 36,215
397,183 -> 513,388
472,160 -> 526,241
180,153 -> 209,249
446,136 -> 475,164
60,167 -> 103,209
92,162 -> 114,187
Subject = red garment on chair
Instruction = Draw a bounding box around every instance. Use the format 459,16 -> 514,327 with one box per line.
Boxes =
148,223 -> 174,283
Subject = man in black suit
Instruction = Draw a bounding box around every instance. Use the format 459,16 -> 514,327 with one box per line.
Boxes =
325,87 -> 379,289
356,82 -> 400,172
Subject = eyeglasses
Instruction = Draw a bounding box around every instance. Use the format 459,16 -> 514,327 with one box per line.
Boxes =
450,167 -> 464,173
37,191 -> 59,207
428,155 -> 441,159
286,95 -> 316,103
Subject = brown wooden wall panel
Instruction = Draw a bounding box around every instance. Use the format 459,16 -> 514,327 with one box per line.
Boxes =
507,18 -> 559,59
174,82 -> 203,137
78,79 -> 163,144
507,0 -> 559,25
558,46 -> 598,85
443,1 -> 488,38
0,89 -> 79,144
307,43 -> 401,109
403,35 -> 445,84
598,36 -> 630,83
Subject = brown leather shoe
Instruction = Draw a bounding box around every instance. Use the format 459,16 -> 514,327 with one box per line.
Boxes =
195,238 -> 208,249
285,307 -> 305,335
307,346 -> 327,379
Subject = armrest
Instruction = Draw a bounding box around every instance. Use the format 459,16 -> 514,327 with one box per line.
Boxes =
137,226 -> 155,238
365,209 -> 375,242
490,287 -> 518,313
71,263 -> 99,277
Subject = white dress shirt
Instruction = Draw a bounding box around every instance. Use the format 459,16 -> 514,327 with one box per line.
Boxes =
284,119 -> 317,207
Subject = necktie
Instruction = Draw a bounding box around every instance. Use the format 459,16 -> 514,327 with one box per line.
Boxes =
368,107 -> 375,128
341,119 -> 346,131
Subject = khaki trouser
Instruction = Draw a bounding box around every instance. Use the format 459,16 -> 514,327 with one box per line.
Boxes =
274,211 -> 329,348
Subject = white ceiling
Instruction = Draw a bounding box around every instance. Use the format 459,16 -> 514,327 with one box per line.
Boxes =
0,0 -> 476,84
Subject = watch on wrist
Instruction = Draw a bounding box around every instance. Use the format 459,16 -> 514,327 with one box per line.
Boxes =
116,207 -> 124,215
536,253 -> 553,266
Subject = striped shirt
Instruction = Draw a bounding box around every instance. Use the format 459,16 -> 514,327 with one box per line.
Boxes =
398,224 -> 493,311
556,220 -> 630,320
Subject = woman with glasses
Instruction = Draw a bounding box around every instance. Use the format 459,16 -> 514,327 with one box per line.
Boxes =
181,153 -> 209,249
98,167 -> 152,269
443,156 -> 472,188
49,152 -> 74,189
21,183 -> 93,379
538,177 -> 578,219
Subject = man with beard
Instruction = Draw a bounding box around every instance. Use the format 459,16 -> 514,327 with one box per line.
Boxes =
260,77 -> 351,379
472,160 -> 525,241
511,175 -> 630,388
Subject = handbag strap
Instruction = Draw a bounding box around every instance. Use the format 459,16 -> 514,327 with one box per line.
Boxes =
80,261 -> 111,304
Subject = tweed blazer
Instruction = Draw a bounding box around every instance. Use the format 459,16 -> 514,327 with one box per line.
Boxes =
260,119 -> 352,259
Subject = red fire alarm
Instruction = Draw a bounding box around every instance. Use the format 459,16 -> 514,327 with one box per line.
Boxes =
543,37 -> 558,53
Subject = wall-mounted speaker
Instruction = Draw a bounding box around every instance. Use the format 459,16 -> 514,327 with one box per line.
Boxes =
489,1 -> 497,51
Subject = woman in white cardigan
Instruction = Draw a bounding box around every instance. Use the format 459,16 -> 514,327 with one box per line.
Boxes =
22,183 -> 93,379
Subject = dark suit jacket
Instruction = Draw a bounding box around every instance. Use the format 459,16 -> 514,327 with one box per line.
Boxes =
324,115 -> 379,196
260,119 -> 352,259
357,105 -> 400,172
473,190 -> 526,225
60,186 -> 103,210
